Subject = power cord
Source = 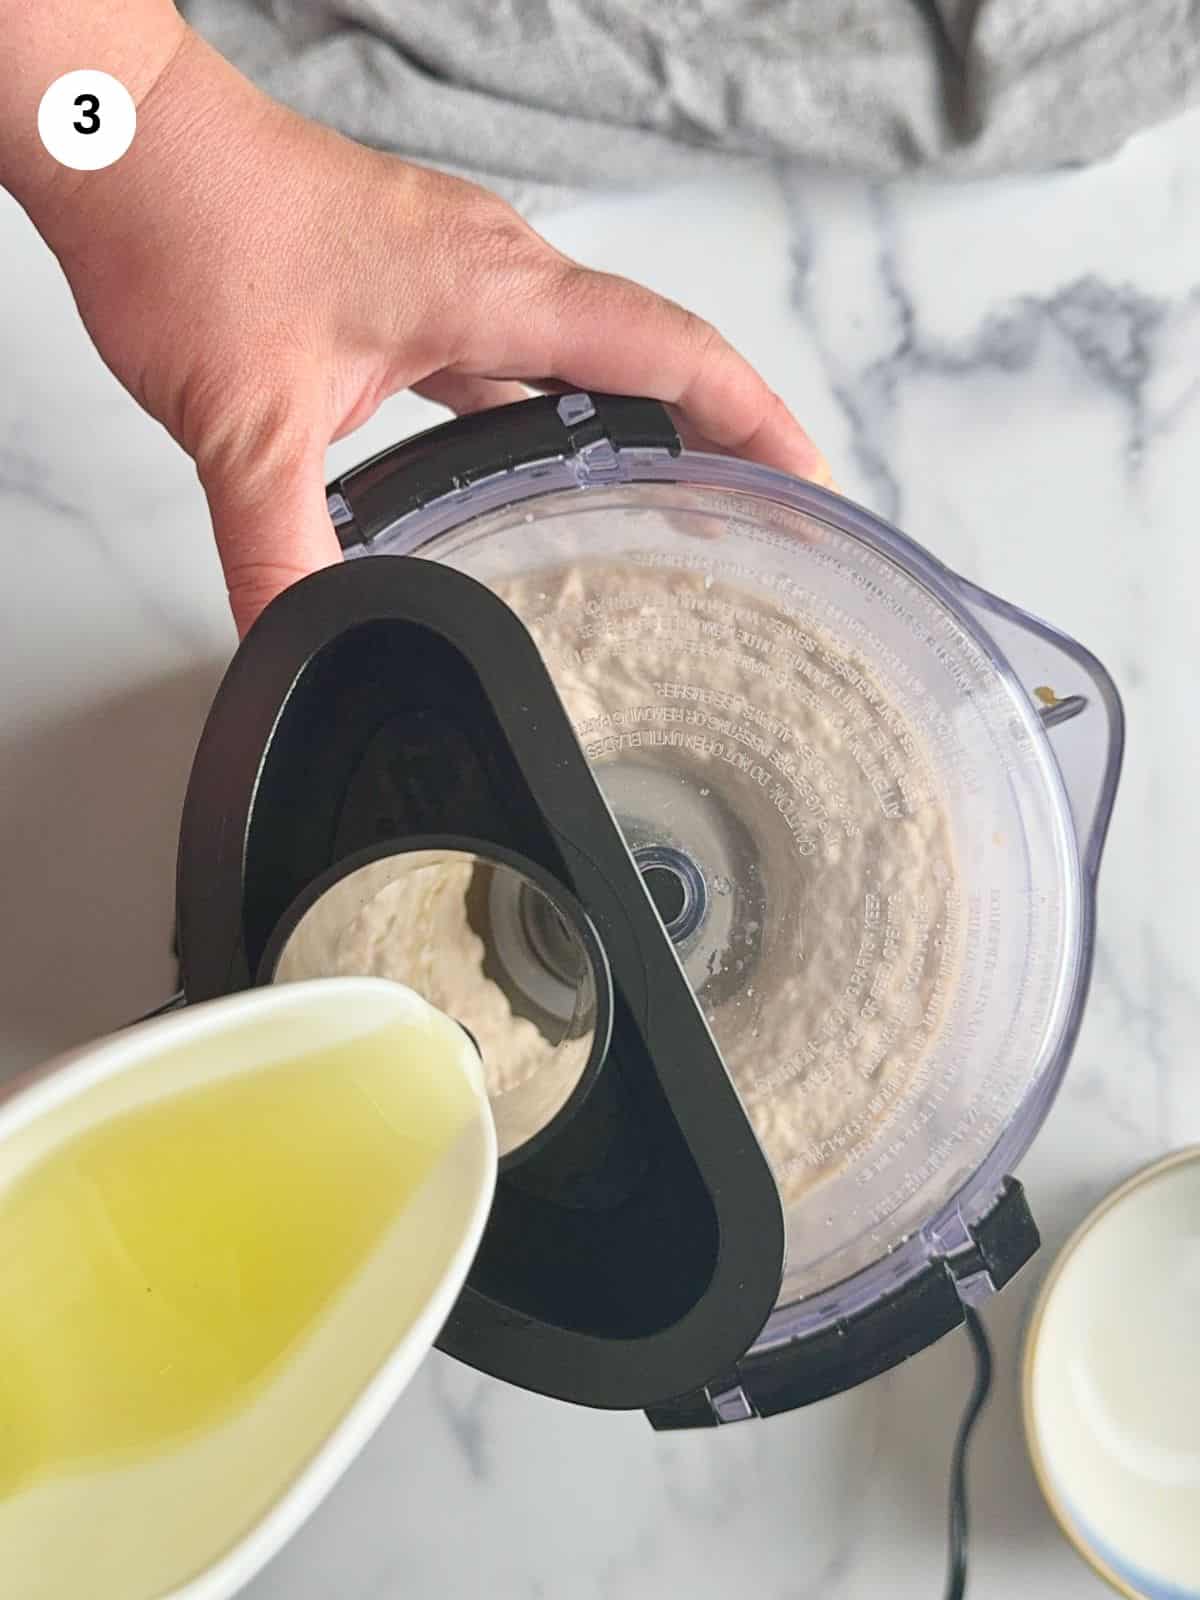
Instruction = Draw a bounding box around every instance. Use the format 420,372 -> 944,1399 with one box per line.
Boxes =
944,1306 -> 994,1600
129,989 -> 185,1025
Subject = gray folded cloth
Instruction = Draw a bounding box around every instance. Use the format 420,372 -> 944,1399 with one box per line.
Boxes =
182,1 -> 1200,211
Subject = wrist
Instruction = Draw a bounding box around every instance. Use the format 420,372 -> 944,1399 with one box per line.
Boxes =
31,25 -> 288,294
1,1 -> 190,239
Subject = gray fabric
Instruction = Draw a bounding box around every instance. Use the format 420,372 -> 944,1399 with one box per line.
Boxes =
182,0 -> 1200,211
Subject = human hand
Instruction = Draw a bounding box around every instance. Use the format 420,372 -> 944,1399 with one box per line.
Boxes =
10,17 -> 831,634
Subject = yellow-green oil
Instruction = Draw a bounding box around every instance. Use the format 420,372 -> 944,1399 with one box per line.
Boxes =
0,1017 -> 478,1504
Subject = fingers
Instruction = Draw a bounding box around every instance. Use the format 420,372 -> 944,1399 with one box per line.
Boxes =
198,431 -> 341,638
458,258 -> 833,484
661,406 -> 838,490
413,373 -> 531,415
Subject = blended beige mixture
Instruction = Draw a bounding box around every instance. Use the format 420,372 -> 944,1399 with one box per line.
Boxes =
497,558 -> 961,1213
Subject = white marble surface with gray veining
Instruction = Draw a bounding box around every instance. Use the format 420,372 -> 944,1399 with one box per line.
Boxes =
3,106 -> 1200,1598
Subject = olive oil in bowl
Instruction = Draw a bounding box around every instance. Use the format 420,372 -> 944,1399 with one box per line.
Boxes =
0,979 -> 495,1600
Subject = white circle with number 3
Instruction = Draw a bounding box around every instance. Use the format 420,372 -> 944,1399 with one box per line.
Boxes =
38,70 -> 136,172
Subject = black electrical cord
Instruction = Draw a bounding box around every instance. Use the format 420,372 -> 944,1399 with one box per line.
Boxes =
944,1306 -> 995,1600
129,989 -> 186,1025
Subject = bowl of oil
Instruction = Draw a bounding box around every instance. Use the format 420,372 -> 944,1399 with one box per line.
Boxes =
0,977 -> 497,1600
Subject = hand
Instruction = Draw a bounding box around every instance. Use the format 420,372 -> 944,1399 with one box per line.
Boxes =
12,21 -> 831,634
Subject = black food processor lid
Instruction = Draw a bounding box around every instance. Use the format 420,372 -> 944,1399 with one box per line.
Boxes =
177,549 -> 786,1411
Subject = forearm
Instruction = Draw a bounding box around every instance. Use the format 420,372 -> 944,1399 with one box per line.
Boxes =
0,0 -> 188,234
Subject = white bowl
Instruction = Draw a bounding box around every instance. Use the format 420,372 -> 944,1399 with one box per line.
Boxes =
1024,1148 -> 1200,1599
0,978 -> 497,1600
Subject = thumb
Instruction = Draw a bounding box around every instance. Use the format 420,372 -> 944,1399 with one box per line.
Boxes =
198,433 -> 342,638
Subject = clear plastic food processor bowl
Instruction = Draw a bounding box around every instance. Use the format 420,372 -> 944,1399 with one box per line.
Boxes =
339,442 -> 1122,1354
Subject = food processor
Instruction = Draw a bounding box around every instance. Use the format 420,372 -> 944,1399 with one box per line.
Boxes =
176,392 -> 1123,1428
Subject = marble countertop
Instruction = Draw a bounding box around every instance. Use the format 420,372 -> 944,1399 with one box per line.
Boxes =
4,106 -> 1200,1598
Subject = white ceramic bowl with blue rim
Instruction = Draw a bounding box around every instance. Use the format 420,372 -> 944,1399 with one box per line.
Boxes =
1023,1147 -> 1200,1598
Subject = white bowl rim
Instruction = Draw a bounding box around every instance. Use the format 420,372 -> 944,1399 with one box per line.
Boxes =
1022,1143 -> 1200,1600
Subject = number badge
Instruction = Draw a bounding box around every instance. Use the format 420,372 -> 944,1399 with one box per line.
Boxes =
38,70 -> 136,172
